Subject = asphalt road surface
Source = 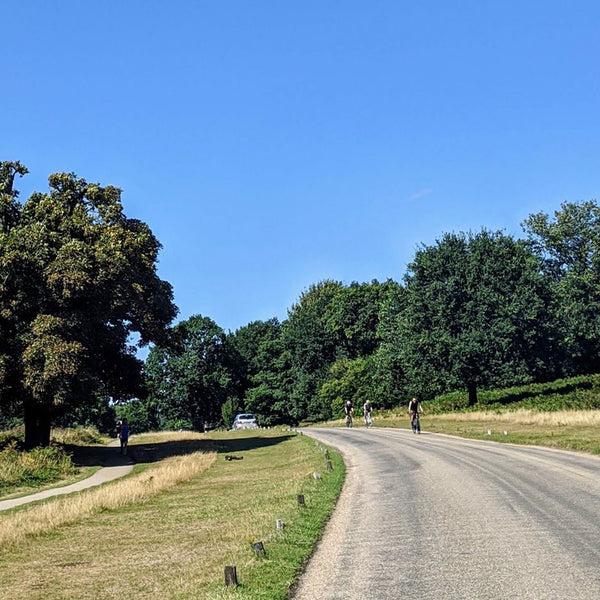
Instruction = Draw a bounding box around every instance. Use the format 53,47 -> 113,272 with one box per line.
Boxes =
293,427 -> 600,600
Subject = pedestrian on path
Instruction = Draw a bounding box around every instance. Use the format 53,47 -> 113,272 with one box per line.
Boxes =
119,418 -> 130,455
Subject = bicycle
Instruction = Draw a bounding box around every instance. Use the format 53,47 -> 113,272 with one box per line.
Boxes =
411,412 -> 421,434
345,413 -> 353,428
364,412 -> 372,428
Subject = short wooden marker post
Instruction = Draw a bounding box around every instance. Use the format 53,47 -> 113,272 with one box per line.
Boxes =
224,565 -> 238,587
297,494 -> 306,507
252,541 -> 266,556
276,519 -> 285,530
324,449 -> 330,460
326,460 -> 333,471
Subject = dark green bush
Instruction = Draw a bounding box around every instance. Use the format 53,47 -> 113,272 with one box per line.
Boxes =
0,441 -> 77,494
426,374 -> 600,414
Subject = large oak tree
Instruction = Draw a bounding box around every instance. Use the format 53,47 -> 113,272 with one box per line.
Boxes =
399,230 -> 556,405
0,162 -> 177,447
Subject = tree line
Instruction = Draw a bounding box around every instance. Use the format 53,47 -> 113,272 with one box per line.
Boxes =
137,200 -> 600,430
2,161 -> 599,442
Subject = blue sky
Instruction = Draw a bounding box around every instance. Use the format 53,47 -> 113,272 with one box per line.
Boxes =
5,1 -> 600,333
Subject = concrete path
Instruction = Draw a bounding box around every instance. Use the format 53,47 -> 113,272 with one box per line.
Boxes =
0,440 -> 134,511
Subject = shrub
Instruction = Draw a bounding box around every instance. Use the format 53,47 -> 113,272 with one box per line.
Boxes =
51,426 -> 104,446
0,441 -> 77,494
426,374 -> 600,414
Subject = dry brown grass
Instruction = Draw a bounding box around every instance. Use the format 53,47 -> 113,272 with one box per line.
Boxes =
433,408 -> 600,426
0,445 -> 215,550
0,430 -> 344,600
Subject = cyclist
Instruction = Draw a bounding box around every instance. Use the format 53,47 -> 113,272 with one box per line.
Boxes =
408,397 -> 423,433
344,401 -> 354,428
363,400 -> 373,427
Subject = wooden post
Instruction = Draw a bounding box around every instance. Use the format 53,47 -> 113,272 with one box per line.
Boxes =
326,460 -> 333,471
252,541 -> 266,556
324,449 -> 330,460
313,471 -> 321,481
297,494 -> 305,507
276,519 -> 285,530
224,566 -> 238,587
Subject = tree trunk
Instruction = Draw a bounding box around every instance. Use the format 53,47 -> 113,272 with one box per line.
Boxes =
24,403 -> 52,448
467,382 -> 478,407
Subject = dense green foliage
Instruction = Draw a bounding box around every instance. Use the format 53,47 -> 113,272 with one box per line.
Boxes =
427,373 -> 600,414
127,200 -> 600,429
144,315 -> 241,430
398,230 -> 558,405
523,201 -> 600,375
0,440 -> 77,494
3,157 -> 600,432
0,162 -> 176,446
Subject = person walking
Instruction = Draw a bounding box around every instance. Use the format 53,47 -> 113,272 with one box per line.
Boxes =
119,418 -> 130,455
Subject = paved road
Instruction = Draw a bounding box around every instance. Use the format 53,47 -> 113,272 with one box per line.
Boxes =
0,440 -> 134,512
294,428 -> 600,600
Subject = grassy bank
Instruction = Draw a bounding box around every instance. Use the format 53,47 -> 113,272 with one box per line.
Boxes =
0,429 -> 344,600
426,374 -> 600,413
422,409 -> 600,453
0,427 -> 107,499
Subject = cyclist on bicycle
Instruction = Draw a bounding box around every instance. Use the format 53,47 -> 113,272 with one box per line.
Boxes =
344,401 -> 354,427
408,397 -> 423,432
363,400 -> 373,427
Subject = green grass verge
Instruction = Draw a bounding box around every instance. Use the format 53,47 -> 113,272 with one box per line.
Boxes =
0,429 -> 344,600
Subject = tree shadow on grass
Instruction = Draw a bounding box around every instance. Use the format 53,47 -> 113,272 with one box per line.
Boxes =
212,433 -> 295,455
65,433 -> 294,468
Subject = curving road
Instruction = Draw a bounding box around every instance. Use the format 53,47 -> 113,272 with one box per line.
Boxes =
294,427 -> 600,600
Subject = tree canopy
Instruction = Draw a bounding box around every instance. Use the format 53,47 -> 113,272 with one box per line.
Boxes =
4,160 -> 598,434
523,201 -> 600,375
0,162 -> 177,446
398,230 -> 556,404
144,314 -> 239,430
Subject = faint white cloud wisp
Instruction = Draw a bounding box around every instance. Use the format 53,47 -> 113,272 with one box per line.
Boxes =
405,188 -> 434,202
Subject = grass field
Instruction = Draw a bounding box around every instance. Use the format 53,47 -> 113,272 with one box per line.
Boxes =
0,429 -> 344,600
4,372 -> 600,599
422,409 -> 600,453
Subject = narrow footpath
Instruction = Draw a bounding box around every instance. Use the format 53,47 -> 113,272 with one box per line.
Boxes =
0,440 -> 134,512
